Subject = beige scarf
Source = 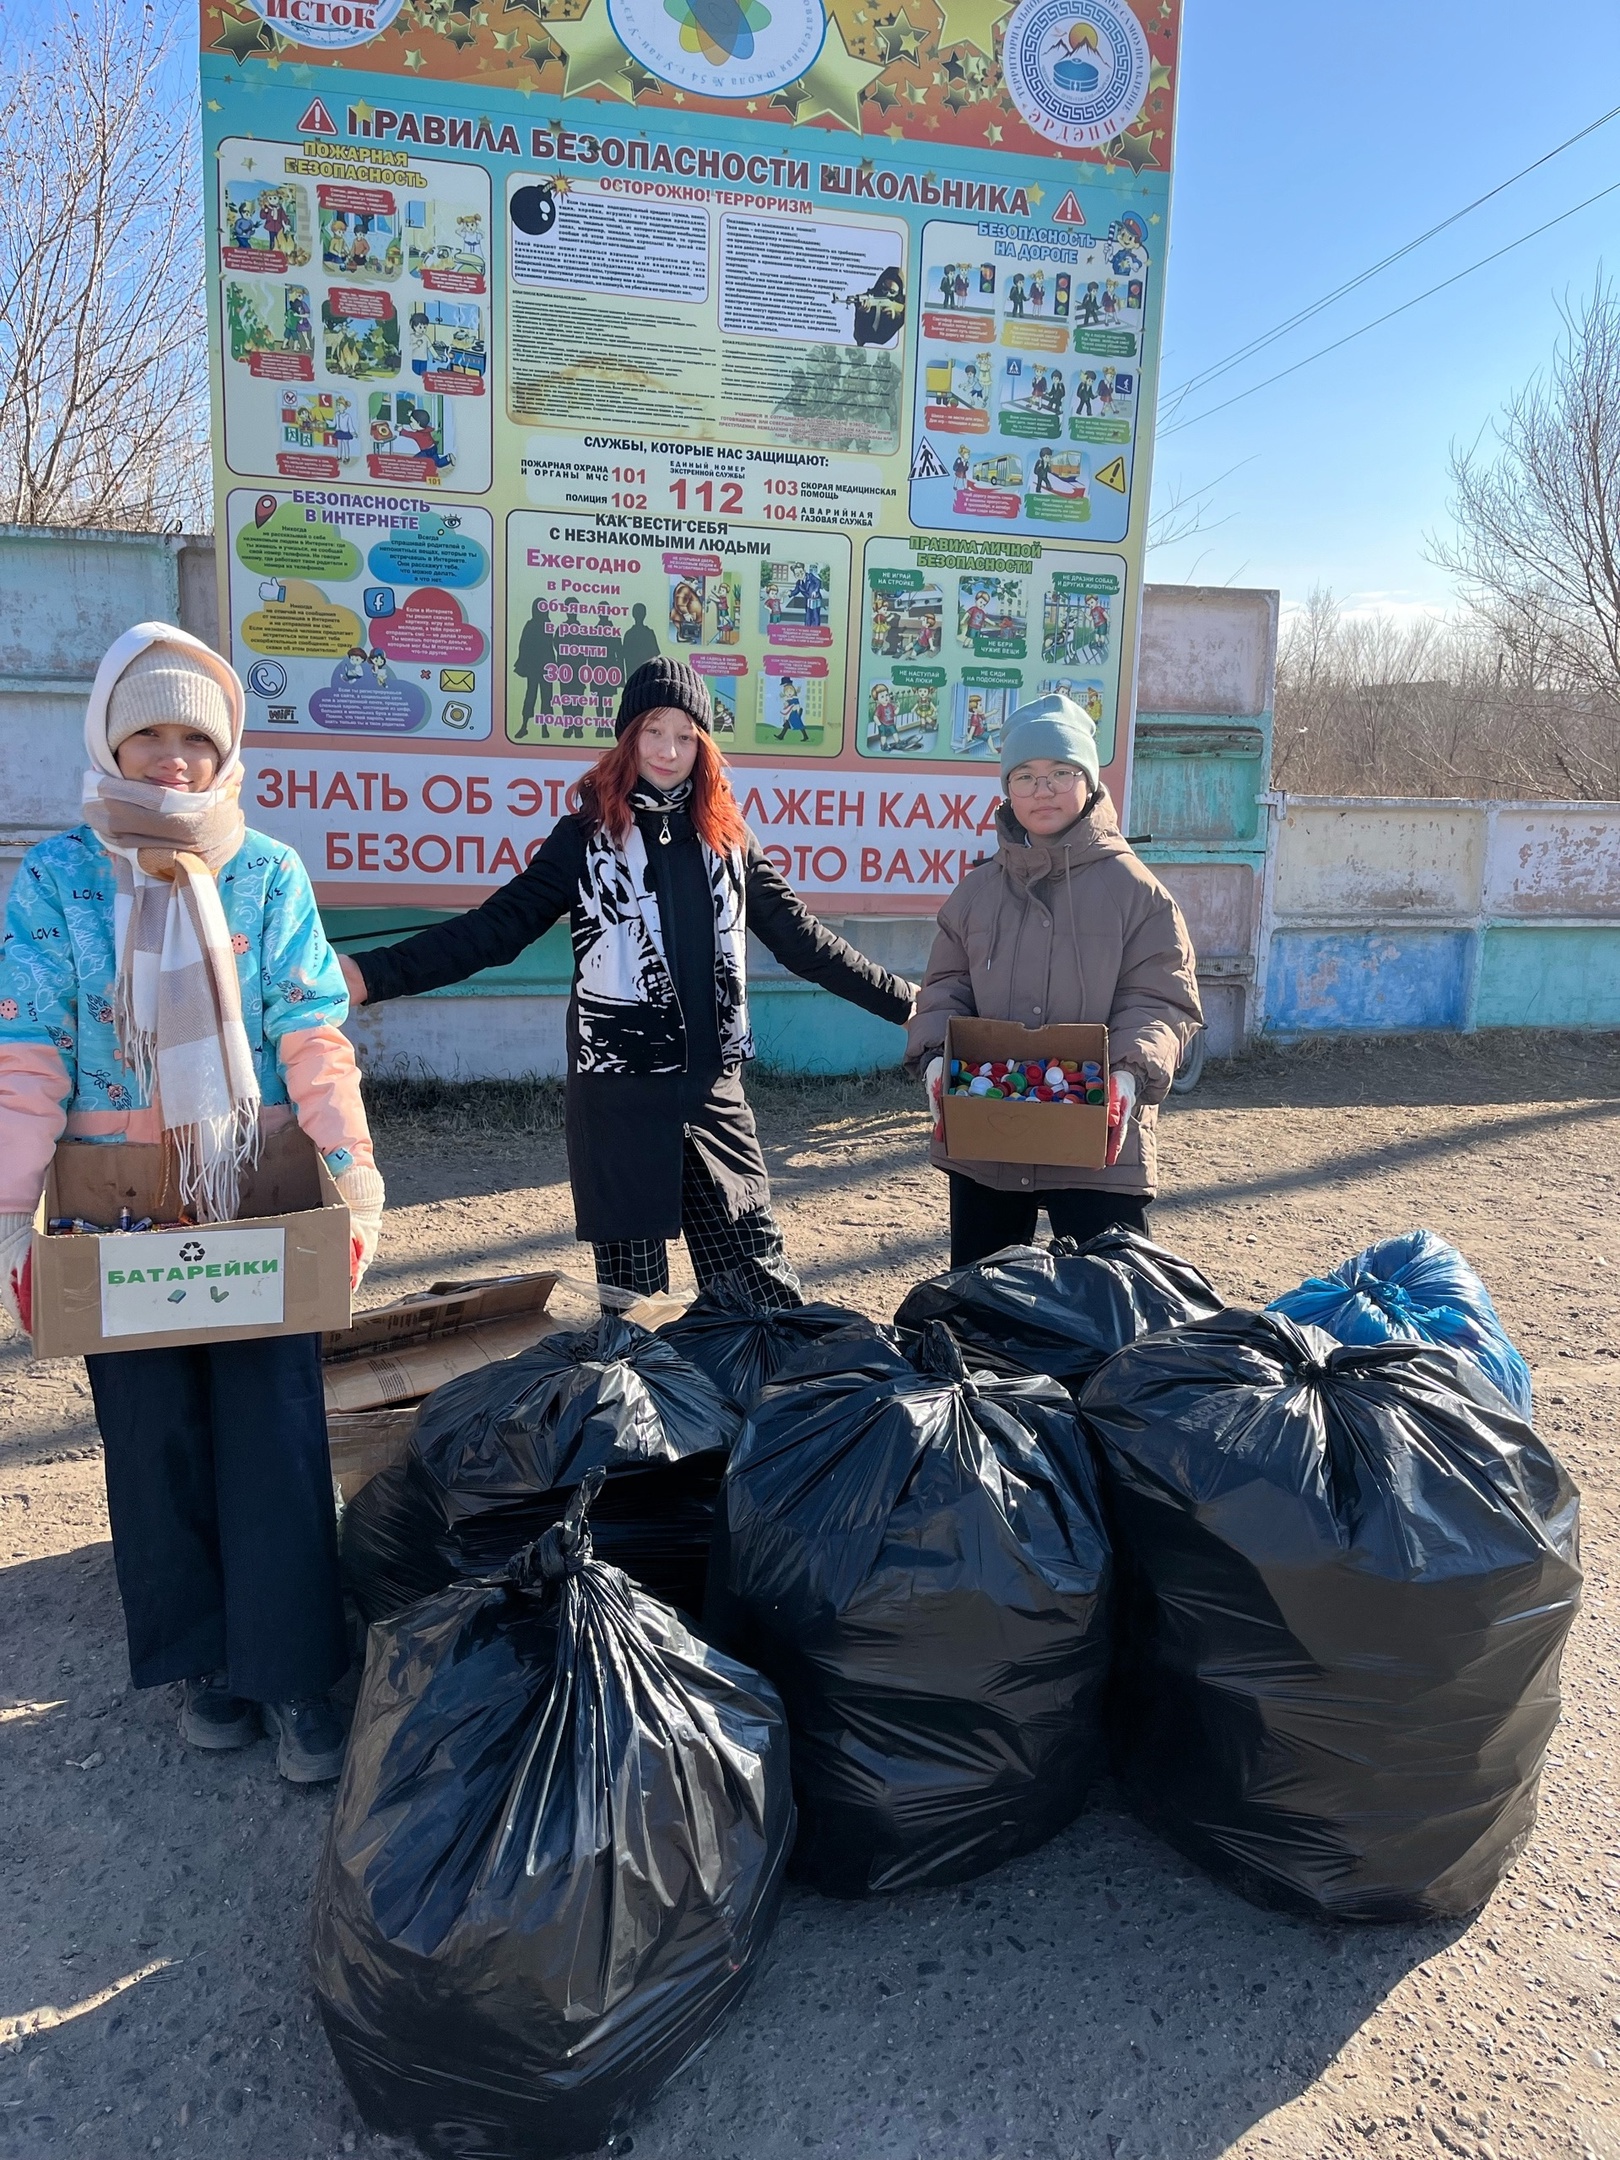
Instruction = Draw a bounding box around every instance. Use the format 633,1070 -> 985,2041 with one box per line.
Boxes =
81,766 -> 260,1221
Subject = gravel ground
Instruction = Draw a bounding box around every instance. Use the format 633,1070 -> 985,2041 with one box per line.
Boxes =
1,1032 -> 1617,2160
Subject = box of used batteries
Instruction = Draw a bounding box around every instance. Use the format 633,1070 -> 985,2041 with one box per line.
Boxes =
941,1017 -> 1110,1170
29,1123 -> 352,1359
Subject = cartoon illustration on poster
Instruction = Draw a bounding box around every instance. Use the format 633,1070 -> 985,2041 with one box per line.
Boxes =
505,517 -> 849,755
227,491 -> 494,742
857,536 -> 1123,763
203,0 -> 1180,905
216,138 -> 491,492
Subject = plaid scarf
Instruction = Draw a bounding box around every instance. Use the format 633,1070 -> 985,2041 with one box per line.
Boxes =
80,766 -> 260,1221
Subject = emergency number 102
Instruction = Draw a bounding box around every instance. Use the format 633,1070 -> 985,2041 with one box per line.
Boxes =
612,465 -> 646,508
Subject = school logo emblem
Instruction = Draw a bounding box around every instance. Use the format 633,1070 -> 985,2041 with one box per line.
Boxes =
1002,0 -> 1151,150
608,0 -> 825,98
244,0 -> 404,50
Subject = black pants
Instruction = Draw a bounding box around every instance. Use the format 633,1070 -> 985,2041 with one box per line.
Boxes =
594,1138 -> 797,1303
85,1333 -> 346,1703
947,1174 -> 1150,1270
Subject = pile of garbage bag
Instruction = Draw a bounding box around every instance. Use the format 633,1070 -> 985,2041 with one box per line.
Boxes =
340,1316 -> 739,1624
1079,1308 -> 1581,1922
313,1473 -> 794,2160
657,1260 -> 880,1410
1268,1227 -> 1533,1419
893,1226 -> 1223,1389
707,1320 -> 1113,1896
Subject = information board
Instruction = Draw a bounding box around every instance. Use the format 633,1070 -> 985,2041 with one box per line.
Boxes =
201,0 -> 1182,912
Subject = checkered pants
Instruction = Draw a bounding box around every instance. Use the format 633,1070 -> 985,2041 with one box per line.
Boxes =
593,1141 -> 798,1303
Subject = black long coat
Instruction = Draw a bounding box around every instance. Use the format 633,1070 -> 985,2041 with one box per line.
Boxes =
354,801 -> 915,1241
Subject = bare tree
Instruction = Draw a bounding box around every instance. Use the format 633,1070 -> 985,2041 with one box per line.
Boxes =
1273,587 -> 1619,800
0,0 -> 209,532
1430,279 -> 1620,796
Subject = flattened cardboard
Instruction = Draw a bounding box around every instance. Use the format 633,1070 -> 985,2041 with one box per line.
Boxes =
30,1124 -> 351,1359
941,1017 -> 1110,1170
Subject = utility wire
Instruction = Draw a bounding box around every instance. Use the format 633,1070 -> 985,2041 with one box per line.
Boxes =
1158,174 -> 1620,439
1161,100 -> 1620,408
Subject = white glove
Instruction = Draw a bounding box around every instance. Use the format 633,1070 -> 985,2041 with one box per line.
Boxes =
333,1163 -> 385,1290
1106,1069 -> 1139,1168
924,1056 -> 944,1117
0,1212 -> 33,1335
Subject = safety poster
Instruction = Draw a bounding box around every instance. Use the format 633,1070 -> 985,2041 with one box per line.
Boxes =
202,0 -> 1182,909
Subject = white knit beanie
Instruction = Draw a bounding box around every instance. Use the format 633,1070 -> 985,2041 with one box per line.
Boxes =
105,643 -> 235,758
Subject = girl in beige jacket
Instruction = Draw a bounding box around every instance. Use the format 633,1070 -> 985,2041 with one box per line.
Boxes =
907,695 -> 1202,1267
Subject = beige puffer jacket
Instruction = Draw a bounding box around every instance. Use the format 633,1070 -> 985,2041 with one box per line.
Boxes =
906,792 -> 1202,1195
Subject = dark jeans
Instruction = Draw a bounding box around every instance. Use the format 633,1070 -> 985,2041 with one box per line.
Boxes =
947,1174 -> 1150,1270
85,1333 -> 346,1703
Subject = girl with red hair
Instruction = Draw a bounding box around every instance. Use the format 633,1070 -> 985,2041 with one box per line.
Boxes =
343,659 -> 916,1298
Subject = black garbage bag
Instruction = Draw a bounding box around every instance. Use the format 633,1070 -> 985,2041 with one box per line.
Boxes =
657,1260 -> 880,1410
893,1227 -> 1224,1388
340,1316 -> 740,1624
314,1474 -> 794,2160
707,1321 -> 1113,1896
1079,1309 -> 1582,1922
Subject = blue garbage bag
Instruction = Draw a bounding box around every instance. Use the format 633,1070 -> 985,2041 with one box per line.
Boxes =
1268,1229 -> 1531,1420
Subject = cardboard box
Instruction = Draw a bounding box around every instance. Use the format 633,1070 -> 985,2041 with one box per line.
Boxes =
940,1017 -> 1110,1170
321,1273 -> 565,1414
30,1124 -> 351,1359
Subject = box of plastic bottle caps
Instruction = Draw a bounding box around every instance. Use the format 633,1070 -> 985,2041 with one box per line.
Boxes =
940,1017 -> 1110,1169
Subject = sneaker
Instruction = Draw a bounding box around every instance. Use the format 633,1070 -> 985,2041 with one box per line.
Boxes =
178,1675 -> 259,1752
260,1696 -> 347,1785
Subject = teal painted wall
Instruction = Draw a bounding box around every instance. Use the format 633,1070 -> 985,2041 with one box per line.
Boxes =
1475,925 -> 1620,1029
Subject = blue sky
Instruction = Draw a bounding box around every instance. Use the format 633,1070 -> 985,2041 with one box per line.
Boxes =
1147,0 -> 1620,609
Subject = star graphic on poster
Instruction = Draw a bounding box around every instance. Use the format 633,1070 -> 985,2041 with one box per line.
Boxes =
205,97 -> 221,112
1025,183 -> 1043,205
792,17 -> 887,130
526,32 -> 562,70
886,121 -> 906,141
621,56 -> 661,97
351,99 -> 376,123
942,80 -> 971,111
1149,60 -> 1173,93
502,0 -> 545,12
443,17 -> 477,47
875,9 -> 923,62
770,77 -> 810,119
864,78 -> 899,111
936,0 -> 1009,59
212,9 -> 272,61
542,0 -> 635,100
493,29 -> 520,50
941,50 -> 968,80
983,120 -> 1003,143
403,47 -> 427,68
1106,126 -> 1158,172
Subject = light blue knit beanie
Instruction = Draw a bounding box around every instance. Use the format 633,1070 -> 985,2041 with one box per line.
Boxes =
997,694 -> 1101,789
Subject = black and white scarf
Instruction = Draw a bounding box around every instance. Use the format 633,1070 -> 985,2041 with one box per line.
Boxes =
573,782 -> 752,1075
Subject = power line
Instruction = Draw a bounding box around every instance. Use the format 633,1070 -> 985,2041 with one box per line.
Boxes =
1161,101 -> 1620,408
1158,175 -> 1620,439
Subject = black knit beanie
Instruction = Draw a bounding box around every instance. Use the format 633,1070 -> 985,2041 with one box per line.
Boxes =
615,656 -> 713,738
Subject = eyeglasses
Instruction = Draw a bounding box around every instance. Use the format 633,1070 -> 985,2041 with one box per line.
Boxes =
1007,764 -> 1082,796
